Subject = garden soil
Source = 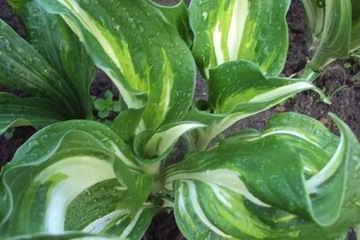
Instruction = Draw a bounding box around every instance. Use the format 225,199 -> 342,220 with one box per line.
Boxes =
1,0 -> 359,239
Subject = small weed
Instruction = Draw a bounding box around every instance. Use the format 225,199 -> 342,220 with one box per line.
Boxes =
327,84 -> 349,100
93,90 -> 122,119
344,62 -> 353,69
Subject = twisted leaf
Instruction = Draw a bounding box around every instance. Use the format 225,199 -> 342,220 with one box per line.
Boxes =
164,113 -> 360,239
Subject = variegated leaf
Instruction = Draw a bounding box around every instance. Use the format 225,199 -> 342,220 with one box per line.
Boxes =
185,61 -> 329,150
301,0 -> 352,78
190,0 -> 290,78
164,113 -> 360,239
0,121 -> 155,239
301,0 -> 325,37
37,0 -> 196,130
133,122 -> 206,175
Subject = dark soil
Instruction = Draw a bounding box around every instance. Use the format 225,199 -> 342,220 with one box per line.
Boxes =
1,0 -> 359,239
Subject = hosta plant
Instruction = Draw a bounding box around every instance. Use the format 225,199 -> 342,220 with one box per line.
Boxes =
1,0 -> 360,239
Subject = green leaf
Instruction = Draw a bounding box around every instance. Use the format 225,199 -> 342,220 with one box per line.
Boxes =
0,120 -> 154,239
190,0 -> 290,78
0,92 -> 66,134
97,110 -> 110,119
163,112 -> 360,239
351,0 -> 360,51
37,0 -> 196,130
0,18 -> 90,119
65,179 -> 155,238
301,0 -> 325,37
112,101 -> 122,112
9,0 -> 96,118
152,0 -> 193,46
301,0 -> 352,73
4,232 -> 111,240
0,14 -> 92,124
209,61 -> 329,113
5,0 -> 31,9
112,108 -> 145,144
93,99 -> 108,111
56,16 -> 96,119
104,90 -> 114,100
185,61 -> 329,150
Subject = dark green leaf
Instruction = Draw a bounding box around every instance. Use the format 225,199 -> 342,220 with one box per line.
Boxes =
0,92 -> 66,134
152,0 -> 193,46
12,1 -> 95,118
350,0 -> 360,51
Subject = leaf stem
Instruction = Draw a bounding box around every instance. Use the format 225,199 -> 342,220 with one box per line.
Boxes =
141,162 -> 161,177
